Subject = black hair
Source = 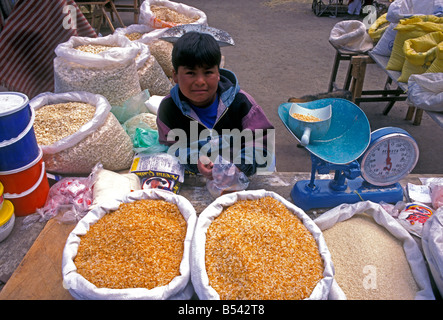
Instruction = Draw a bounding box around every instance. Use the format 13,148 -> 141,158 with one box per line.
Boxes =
171,31 -> 221,71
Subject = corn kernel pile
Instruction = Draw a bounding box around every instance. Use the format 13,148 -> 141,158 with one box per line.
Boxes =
74,199 -> 187,289
75,44 -> 115,54
205,196 -> 324,300
291,113 -> 322,122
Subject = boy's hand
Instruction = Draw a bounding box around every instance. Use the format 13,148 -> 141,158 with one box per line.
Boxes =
198,156 -> 214,180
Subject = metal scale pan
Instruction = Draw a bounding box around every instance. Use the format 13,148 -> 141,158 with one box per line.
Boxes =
278,98 -> 406,211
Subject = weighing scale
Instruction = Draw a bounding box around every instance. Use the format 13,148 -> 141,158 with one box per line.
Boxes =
278,98 -> 419,211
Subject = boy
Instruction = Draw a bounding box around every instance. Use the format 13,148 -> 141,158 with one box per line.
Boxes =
156,31 -> 274,179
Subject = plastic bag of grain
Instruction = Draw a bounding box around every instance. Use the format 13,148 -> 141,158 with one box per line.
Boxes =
397,31 -> 443,83
133,41 -> 173,95
386,15 -> 443,72
422,207 -> 443,297
62,188 -> 197,300
30,91 -> 134,174
140,0 -> 207,29
191,189 -> 335,300
314,201 -> 435,300
54,34 -> 142,110
368,13 -> 390,43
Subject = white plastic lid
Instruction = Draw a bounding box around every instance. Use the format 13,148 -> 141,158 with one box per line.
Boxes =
0,92 -> 29,117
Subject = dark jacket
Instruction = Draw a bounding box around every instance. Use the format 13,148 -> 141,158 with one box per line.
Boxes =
156,69 -> 275,176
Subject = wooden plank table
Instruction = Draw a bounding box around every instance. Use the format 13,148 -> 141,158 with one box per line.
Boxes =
0,172 -> 439,300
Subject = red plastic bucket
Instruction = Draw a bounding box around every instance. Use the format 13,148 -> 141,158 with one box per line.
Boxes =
0,108 -> 39,171
0,147 -> 43,194
3,161 -> 49,217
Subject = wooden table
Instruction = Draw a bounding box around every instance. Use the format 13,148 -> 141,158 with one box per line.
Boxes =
0,172 -> 439,300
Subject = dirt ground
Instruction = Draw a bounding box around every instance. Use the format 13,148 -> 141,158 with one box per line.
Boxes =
160,0 -> 443,175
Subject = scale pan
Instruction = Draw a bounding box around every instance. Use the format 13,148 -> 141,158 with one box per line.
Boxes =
278,98 -> 371,164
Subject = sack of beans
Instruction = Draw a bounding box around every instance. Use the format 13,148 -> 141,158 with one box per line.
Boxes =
314,201 -> 435,300
140,0 -> 207,29
191,190 -> 334,300
62,189 -> 197,300
53,34 -> 142,114
30,91 -> 134,174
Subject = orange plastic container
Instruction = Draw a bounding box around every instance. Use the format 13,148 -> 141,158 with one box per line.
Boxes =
3,161 -> 49,216
0,147 -> 43,194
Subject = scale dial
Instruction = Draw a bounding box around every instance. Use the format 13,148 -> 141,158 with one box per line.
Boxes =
360,128 -> 419,187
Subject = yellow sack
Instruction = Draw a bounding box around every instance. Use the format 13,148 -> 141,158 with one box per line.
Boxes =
386,15 -> 443,71
368,13 -> 390,43
398,31 -> 443,83
427,41 -> 443,73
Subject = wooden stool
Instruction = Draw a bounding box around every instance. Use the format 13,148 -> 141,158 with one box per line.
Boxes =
112,0 -> 140,24
76,0 -> 125,33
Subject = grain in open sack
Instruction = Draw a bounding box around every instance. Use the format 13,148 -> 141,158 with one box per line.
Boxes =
204,196 -> 324,300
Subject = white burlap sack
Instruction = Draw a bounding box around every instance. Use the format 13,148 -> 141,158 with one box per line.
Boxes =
314,201 -> 435,300
62,189 -> 197,300
191,189 -> 335,300
408,72 -> 443,112
422,207 -> 443,297
329,20 -> 373,53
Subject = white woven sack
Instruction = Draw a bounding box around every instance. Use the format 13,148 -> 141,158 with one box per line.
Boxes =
386,0 -> 443,23
314,201 -> 435,300
371,23 -> 397,57
329,20 -> 373,53
191,189 -> 335,300
422,207 -> 443,297
62,189 -> 197,300
408,72 -> 443,112
140,0 -> 207,29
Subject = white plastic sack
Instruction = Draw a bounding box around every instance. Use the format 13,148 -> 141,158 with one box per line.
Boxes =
408,73 -> 443,112
140,0 -> 207,29
62,189 -> 197,300
371,23 -> 397,56
422,207 -> 443,297
329,20 -> 373,53
54,34 -> 140,68
386,0 -> 443,23
191,189 -> 335,300
30,91 -> 134,174
314,201 -> 435,300
54,34 -> 142,108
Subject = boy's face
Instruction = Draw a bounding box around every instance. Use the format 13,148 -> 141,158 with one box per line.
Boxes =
173,65 -> 220,108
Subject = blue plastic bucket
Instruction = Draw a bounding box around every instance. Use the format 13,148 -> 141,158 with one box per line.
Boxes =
0,92 -> 32,141
0,108 -> 40,171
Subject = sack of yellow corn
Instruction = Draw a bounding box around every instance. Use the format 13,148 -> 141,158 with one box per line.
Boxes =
368,13 -> 390,43
427,41 -> 443,73
397,31 -> 443,82
386,15 -> 443,71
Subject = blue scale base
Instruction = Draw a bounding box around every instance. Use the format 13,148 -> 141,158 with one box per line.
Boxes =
291,177 -> 404,211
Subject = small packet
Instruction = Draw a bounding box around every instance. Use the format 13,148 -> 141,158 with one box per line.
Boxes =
130,152 -> 184,194
397,202 -> 434,238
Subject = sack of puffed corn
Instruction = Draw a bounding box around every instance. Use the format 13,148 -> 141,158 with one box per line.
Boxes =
62,189 -> 197,300
53,34 -> 142,111
30,91 -> 134,175
132,41 -> 173,96
140,0 -> 207,29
